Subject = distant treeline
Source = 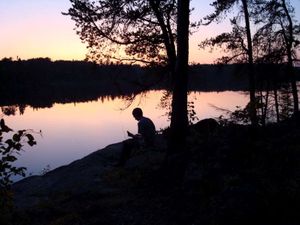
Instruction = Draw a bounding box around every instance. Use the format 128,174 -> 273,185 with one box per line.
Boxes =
0,57 -> 163,91
0,58 -> 299,108
0,58 -> 164,107
189,63 -> 300,91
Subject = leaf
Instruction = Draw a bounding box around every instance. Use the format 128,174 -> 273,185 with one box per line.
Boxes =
0,119 -> 13,133
5,155 -> 17,162
5,139 -> 14,148
15,143 -> 22,151
18,130 -> 26,135
26,134 -> 34,142
13,133 -> 21,142
3,146 -> 13,155
28,140 -> 37,147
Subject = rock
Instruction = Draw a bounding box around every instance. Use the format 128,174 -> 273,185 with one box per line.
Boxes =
191,118 -> 219,134
12,143 -> 123,208
12,138 -> 167,209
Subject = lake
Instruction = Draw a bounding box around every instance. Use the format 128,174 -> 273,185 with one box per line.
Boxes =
3,90 -> 249,181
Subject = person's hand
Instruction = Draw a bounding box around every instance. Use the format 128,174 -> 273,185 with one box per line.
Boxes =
127,131 -> 134,137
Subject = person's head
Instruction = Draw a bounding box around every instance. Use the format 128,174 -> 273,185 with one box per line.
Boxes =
132,107 -> 143,121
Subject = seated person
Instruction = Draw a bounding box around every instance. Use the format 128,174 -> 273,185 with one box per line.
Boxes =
116,107 -> 156,166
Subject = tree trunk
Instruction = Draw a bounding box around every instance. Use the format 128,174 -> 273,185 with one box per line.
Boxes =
163,0 -> 190,186
273,83 -> 280,122
169,0 -> 189,153
281,0 -> 299,113
286,47 -> 298,113
262,85 -> 270,126
289,66 -> 299,113
149,0 -> 176,75
241,0 -> 258,127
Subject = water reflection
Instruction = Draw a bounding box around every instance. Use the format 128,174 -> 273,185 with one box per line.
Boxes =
3,90 -> 248,180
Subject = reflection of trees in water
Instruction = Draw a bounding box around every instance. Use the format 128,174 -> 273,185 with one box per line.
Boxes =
0,85 -> 145,115
254,83 -> 294,124
1,59 -> 299,119
2,82 -> 294,126
211,83 -> 296,125
0,91 -> 142,115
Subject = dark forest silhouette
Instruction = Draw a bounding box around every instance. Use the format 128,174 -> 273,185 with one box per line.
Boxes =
1,58 -> 299,109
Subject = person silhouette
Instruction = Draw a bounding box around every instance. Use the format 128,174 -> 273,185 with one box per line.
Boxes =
115,107 -> 156,166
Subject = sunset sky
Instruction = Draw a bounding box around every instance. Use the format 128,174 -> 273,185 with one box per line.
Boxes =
1,0 -> 299,64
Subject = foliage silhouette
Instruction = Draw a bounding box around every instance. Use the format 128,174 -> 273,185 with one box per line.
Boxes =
200,0 -> 300,123
0,118 -> 37,224
253,0 -> 300,112
200,0 -> 259,126
63,0 -> 177,67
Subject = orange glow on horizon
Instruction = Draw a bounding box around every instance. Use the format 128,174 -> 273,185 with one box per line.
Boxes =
0,1 -> 230,64
1,1 -> 299,64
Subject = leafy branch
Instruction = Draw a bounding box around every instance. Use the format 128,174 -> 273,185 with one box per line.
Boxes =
0,119 -> 38,188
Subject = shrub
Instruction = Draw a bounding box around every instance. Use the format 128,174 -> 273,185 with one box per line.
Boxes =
0,118 -> 37,224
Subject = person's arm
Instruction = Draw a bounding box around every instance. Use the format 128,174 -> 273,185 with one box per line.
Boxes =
127,131 -> 134,137
127,131 -> 141,138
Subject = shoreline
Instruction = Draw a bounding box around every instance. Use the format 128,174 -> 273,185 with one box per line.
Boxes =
12,142 -> 123,208
12,138 -> 167,209
9,120 -> 300,225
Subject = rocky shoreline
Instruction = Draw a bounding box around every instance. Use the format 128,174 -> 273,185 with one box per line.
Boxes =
13,139 -> 167,208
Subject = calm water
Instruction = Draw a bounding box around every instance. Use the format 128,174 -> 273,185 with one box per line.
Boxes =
3,90 -> 248,180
